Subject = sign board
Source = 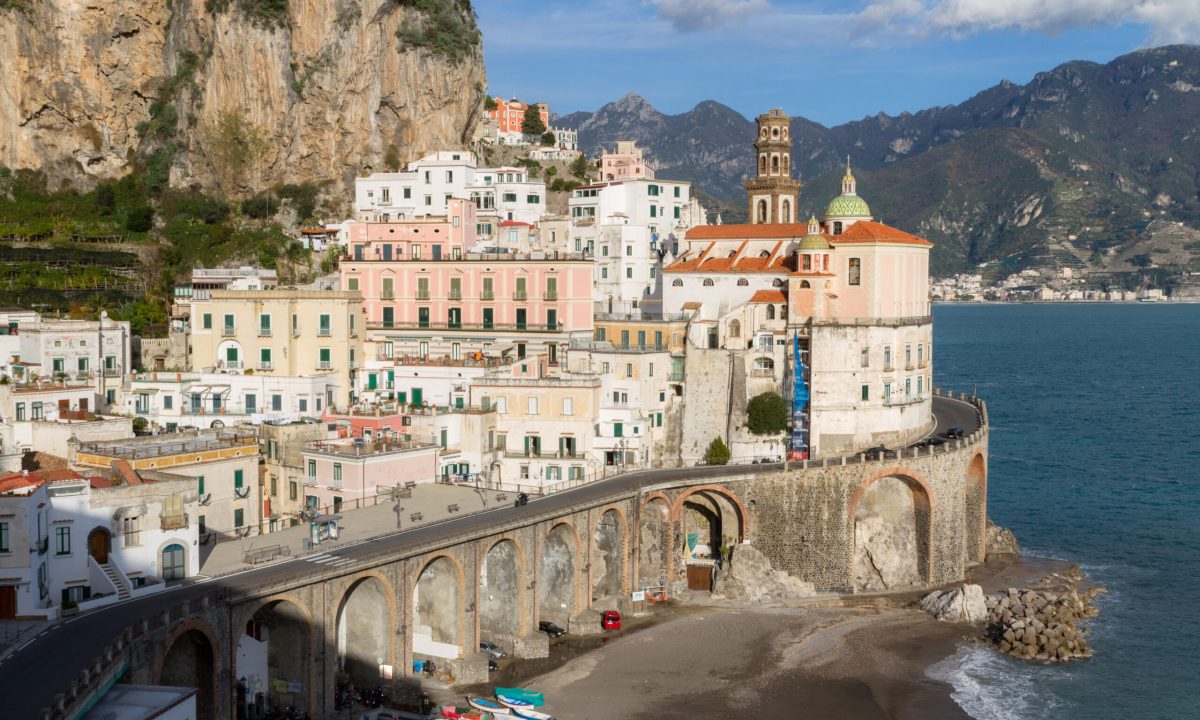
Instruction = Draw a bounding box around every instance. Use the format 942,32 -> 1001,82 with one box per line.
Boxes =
631,591 -> 646,602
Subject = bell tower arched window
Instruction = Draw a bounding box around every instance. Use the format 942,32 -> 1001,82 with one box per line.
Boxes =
757,200 -> 767,223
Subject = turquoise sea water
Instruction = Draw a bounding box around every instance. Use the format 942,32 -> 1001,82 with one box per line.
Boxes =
930,304 -> 1200,720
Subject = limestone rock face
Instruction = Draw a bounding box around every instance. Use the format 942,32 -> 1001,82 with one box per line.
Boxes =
0,0 -> 486,197
712,544 -> 816,603
854,513 -> 920,591
920,584 -> 988,623
985,518 -> 1021,557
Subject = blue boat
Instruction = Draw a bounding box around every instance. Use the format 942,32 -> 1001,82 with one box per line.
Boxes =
493,687 -> 544,707
497,696 -> 554,720
467,697 -> 511,716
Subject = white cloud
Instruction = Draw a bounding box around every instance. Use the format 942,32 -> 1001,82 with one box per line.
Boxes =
647,0 -> 772,32
853,0 -> 1200,45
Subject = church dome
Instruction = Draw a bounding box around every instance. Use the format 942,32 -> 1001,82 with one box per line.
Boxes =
798,223 -> 830,251
824,193 -> 871,220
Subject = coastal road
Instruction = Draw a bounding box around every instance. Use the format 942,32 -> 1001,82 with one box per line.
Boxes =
0,396 -> 980,720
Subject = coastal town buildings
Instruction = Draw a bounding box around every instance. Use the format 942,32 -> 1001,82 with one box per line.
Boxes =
299,436 -> 439,513
600,141 -> 655,181
123,371 -> 336,431
4,314 -> 131,410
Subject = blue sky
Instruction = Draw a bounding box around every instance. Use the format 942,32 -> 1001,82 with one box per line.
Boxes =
475,0 -> 1200,126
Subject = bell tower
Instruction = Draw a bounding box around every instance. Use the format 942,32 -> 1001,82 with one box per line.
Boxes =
745,108 -> 802,224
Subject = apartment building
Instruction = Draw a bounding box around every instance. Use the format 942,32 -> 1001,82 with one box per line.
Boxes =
125,371 -> 336,431
299,437 -> 438,513
187,289 -> 363,406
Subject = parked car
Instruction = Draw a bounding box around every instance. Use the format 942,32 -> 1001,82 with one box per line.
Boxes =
601,610 -> 622,630
945,426 -> 965,439
865,446 -> 889,458
479,641 -> 506,659
916,437 -> 945,448
538,620 -> 567,638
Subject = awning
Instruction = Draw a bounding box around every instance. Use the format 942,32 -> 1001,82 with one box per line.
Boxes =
311,514 -> 341,523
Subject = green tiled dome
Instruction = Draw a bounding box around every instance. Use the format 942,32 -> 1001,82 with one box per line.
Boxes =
825,194 -> 871,219
798,232 -> 830,251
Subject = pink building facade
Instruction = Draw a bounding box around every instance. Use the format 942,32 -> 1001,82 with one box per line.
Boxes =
300,438 -> 438,512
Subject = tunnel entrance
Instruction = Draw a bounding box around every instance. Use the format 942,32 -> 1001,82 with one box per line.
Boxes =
679,489 -> 745,592
539,523 -> 577,626
638,498 -> 671,590
160,629 -> 216,720
236,600 -> 310,715
591,510 -> 625,603
336,577 -> 391,684
853,475 -> 931,592
414,556 -> 462,659
480,540 -> 521,647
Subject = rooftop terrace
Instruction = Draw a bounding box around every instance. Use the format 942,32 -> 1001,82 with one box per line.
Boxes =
76,430 -> 258,460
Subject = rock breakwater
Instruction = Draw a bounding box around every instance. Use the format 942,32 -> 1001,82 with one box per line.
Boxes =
982,574 -> 1104,662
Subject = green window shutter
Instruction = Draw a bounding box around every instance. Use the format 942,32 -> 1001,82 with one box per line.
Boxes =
234,469 -> 244,489
614,422 -> 623,437
198,476 -> 205,495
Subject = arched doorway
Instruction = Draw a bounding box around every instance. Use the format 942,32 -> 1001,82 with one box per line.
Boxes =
638,498 -> 671,589
591,510 -> 625,603
852,475 -> 932,592
480,540 -> 522,647
965,455 -> 986,564
414,557 -> 462,657
236,600 -> 310,715
88,527 -> 111,564
676,488 -> 746,591
539,523 -> 577,626
160,629 -> 216,720
161,543 -> 186,581
336,577 -> 391,684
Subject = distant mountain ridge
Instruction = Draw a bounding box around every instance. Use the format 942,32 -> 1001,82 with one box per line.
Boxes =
559,46 -> 1200,278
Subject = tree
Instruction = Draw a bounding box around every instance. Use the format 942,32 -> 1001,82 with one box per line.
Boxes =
570,153 -> 591,179
384,144 -> 401,172
484,95 -> 498,112
204,107 -> 268,196
746,392 -> 788,435
704,436 -> 731,465
1130,253 -> 1153,268
94,183 -> 116,213
522,103 -> 547,137
541,131 -> 555,146
126,206 -> 154,232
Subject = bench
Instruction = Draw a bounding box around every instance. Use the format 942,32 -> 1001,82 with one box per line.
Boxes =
410,512 -> 423,522
404,481 -> 417,489
243,544 -> 291,565
447,503 -> 460,513
496,493 -> 507,503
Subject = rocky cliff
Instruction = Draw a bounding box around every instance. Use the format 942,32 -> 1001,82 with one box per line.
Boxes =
0,0 -> 486,197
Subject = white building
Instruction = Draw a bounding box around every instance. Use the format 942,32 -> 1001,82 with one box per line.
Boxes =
0,473 -> 51,619
7,314 -> 131,410
354,151 -> 547,228
0,381 -> 132,458
124,371 -> 337,431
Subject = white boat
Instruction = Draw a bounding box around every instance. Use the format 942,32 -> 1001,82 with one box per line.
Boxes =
497,695 -> 554,720
467,697 -> 513,716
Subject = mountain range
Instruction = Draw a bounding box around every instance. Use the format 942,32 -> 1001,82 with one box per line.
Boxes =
557,45 -> 1200,279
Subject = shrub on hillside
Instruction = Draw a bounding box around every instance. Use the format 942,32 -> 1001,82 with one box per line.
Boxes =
746,392 -> 788,435
126,206 -> 154,232
704,436 -> 731,465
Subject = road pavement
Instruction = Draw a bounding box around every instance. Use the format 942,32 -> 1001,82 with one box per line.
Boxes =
0,396 -> 980,720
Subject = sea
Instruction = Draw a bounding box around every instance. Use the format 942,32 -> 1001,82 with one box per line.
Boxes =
927,303 -> 1200,720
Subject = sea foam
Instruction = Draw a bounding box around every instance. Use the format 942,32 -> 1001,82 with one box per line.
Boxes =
928,645 -> 1062,720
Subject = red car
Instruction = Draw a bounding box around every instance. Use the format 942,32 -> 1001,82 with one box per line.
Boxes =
601,610 -> 621,630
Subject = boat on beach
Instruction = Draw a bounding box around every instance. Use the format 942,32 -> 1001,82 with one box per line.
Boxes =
493,687 -> 545,707
466,697 -> 513,716
440,705 -> 488,720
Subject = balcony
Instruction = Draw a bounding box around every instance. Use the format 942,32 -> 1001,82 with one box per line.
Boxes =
257,362 -> 274,371
381,292 -> 394,300
513,290 -> 527,301
376,349 -> 394,361
103,367 -> 122,378
304,475 -> 317,486
449,290 -> 462,300
367,320 -> 564,334
259,328 -> 272,337
318,327 -> 332,337
222,326 -> 236,337
544,291 -> 558,301
318,361 -> 333,370
219,360 -> 243,371
328,478 -> 343,490
883,364 -> 895,373
480,290 -> 495,301
416,290 -> 431,300
160,512 -> 188,531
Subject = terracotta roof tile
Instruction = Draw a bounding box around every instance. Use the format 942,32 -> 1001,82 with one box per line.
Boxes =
831,221 -> 933,247
749,290 -> 787,303
685,223 -> 809,240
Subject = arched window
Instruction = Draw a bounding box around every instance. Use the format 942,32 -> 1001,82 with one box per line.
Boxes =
783,156 -> 790,173
766,305 -> 776,320
729,319 -> 741,337
781,199 -> 791,222
161,542 -> 186,581
758,250 -> 770,258
772,278 -> 784,287
800,280 -> 811,288
802,255 -> 812,271
672,278 -> 683,287
755,357 -> 775,372
772,127 -> 779,138
703,278 -> 714,287
757,200 -> 767,223
737,278 -> 749,286
771,155 -> 779,172
759,155 -> 766,174
833,221 -> 843,235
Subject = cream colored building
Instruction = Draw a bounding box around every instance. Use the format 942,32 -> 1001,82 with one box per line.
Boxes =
187,289 -> 364,406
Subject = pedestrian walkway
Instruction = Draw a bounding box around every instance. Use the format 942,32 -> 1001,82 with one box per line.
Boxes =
303,552 -> 359,569
199,483 -> 511,577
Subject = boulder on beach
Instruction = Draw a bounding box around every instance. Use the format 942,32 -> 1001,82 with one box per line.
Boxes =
712,544 -> 816,603
920,584 -> 988,623
984,518 -> 1020,557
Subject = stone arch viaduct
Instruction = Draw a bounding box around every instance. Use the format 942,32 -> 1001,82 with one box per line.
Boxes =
26,395 -> 987,720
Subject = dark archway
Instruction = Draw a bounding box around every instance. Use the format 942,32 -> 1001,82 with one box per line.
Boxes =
336,577 -> 391,684
852,474 -> 932,592
480,539 -> 522,647
160,629 -> 216,720
236,600 -> 311,714
539,523 -> 577,626
591,509 -> 625,603
674,487 -> 747,591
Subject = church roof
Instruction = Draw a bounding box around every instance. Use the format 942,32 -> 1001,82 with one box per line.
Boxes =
831,221 -> 933,247
748,290 -> 787,304
825,194 -> 872,220
685,223 -> 808,241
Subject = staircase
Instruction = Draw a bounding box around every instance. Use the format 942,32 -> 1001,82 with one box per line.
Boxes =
98,562 -> 131,601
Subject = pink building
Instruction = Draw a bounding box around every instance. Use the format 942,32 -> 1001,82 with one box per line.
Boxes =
600,141 -> 656,181
341,202 -> 594,364
300,437 -> 438,513
487,97 -> 549,134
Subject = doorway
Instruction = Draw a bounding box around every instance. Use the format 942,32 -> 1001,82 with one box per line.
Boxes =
0,586 -> 15,619
162,543 -> 186,581
88,528 -> 111,564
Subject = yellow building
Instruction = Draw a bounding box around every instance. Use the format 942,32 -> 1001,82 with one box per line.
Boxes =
591,317 -> 688,353
188,290 -> 363,406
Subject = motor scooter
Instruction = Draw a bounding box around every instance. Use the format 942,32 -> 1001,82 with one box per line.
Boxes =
514,492 -> 529,508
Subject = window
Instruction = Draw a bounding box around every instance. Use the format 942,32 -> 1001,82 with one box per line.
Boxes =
626,267 -> 633,279
562,397 -> 573,415
259,313 -> 271,335
382,277 -> 394,300
234,509 -> 244,528
703,278 -> 714,287
0,522 -> 7,552
861,347 -> 870,367
917,376 -> 924,396
601,268 -> 608,279
15,403 -> 25,421
861,384 -> 869,401
883,346 -> 893,370
55,526 -> 70,555
672,278 -> 683,287
503,192 -> 517,202
614,422 -> 623,437
319,348 -> 331,369
654,330 -> 664,349
648,184 -> 660,196
528,397 -> 539,414
289,481 -> 298,500
848,258 -> 862,286
272,394 -> 283,411
78,357 -> 89,374
267,440 -> 278,460
122,516 -> 140,546
307,459 -> 317,478
884,383 -> 892,403
918,344 -> 924,366
649,205 -> 657,218
333,463 -> 342,482
620,330 -> 630,348
527,194 -> 540,204
347,277 -> 359,291
245,393 -> 256,413
234,469 -> 244,489
31,402 -> 43,421
163,395 -> 173,410
202,313 -> 212,330
319,314 -> 331,335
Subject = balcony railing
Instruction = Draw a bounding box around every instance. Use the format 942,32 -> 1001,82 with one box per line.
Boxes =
222,326 -> 236,337
160,512 -> 188,531
381,291 -> 395,300
449,290 -> 462,300
416,290 -> 430,300
544,291 -> 558,301
259,328 -> 272,337
318,361 -> 333,370
219,360 -> 243,370
304,475 -> 317,486
480,290 -> 495,301
328,478 -> 343,490
367,320 -> 565,333
257,362 -> 273,371
513,290 -> 527,301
